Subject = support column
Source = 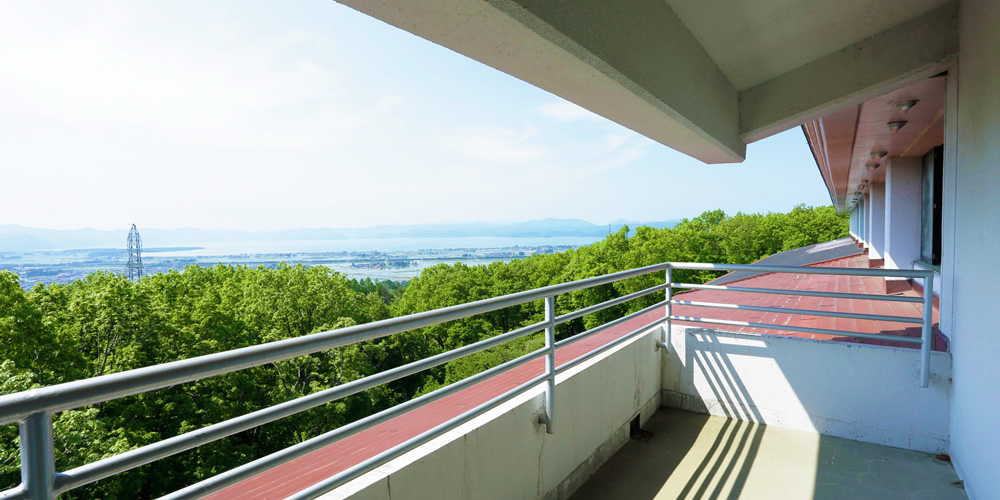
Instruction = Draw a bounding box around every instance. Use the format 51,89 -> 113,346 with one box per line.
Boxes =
863,193 -> 872,248
949,2 -> 1000,496
868,182 -> 886,263
883,157 -> 922,271
856,198 -> 866,247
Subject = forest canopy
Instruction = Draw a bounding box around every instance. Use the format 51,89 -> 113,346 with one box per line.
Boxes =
0,205 -> 847,498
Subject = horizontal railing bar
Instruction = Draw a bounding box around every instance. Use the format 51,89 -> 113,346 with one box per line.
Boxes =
555,300 -> 667,349
555,283 -> 668,325
55,320 -> 548,493
283,373 -> 551,500
673,282 -> 924,303
670,300 -> 923,324
0,486 -> 25,500
555,317 -> 662,375
671,262 -> 933,279
669,315 -> 922,344
158,347 -> 545,498
0,262 -> 671,424
165,367 -> 550,500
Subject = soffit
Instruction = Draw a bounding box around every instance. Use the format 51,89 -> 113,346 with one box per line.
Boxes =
846,76 -> 946,205
805,75 -> 946,211
665,0 -> 952,90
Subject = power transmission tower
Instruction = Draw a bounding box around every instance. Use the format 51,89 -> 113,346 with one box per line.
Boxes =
127,224 -> 144,282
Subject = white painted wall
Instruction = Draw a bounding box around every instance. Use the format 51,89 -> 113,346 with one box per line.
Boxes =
883,156 -> 923,271
660,326 -> 952,454
328,326 -> 663,500
868,181 -> 886,259
949,2 -> 1000,498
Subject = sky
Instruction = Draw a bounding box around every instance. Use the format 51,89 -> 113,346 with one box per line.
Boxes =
0,1 -> 833,231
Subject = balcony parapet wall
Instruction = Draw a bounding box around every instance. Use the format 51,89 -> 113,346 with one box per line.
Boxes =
661,325 -> 952,454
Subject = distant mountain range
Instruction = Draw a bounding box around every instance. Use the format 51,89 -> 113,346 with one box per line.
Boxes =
0,219 -> 680,253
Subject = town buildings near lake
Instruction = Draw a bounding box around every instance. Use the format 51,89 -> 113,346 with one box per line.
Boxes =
1,1 -> 998,499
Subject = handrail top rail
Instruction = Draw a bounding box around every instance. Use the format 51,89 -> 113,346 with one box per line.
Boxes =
0,260 -> 931,424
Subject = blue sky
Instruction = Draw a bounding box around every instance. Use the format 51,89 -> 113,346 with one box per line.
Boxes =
0,1 -> 831,231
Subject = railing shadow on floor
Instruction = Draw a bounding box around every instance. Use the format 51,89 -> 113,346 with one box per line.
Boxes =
672,333 -> 766,500
572,331 -> 767,500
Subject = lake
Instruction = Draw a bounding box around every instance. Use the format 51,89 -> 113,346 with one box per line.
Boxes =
148,236 -> 605,257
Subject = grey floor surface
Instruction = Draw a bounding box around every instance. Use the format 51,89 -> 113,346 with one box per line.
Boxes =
572,408 -> 965,500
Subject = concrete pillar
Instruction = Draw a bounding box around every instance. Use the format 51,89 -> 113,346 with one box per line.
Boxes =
856,203 -> 861,239
949,1 -> 1000,496
883,157 -> 922,271
861,193 -> 872,248
868,182 -> 886,261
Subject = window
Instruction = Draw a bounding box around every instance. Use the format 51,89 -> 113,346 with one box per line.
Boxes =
921,145 -> 943,266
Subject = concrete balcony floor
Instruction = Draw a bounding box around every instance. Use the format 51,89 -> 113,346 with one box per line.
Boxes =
573,408 -> 965,500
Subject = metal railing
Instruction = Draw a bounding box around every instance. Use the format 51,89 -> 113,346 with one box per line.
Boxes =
655,263 -> 935,389
0,261 -> 935,499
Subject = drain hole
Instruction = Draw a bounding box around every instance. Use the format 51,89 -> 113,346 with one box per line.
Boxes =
630,414 -> 654,442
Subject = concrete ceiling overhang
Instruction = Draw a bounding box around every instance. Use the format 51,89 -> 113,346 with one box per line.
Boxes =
337,0 -> 958,165
803,75 -> 947,212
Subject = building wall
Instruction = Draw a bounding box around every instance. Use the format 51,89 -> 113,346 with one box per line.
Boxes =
661,326 -> 953,454
883,156 -> 922,271
949,1 -> 1000,498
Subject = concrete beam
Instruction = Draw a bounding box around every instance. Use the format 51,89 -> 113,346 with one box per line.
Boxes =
338,0 -> 745,163
740,2 -> 959,143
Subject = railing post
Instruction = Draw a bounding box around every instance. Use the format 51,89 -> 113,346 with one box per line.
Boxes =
20,411 -> 55,499
665,266 -> 673,352
656,265 -> 672,352
540,295 -> 556,434
920,274 -> 934,388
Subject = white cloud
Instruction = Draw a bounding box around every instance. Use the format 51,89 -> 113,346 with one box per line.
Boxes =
443,126 -> 548,168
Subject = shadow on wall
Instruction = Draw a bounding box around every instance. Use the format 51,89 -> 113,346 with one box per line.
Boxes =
657,326 -> 954,498
668,334 -> 766,499
664,326 -> 952,453
574,325 -> 954,499
572,331 -> 767,500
